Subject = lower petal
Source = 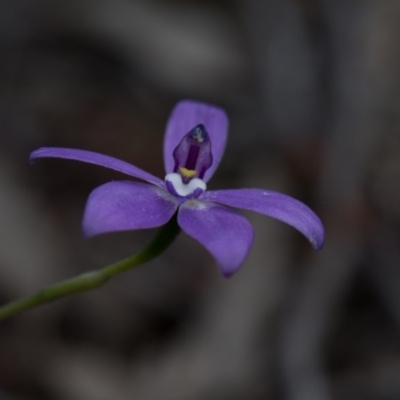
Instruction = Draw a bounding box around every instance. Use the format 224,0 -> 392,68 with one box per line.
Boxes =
201,189 -> 325,250
178,201 -> 254,277
83,181 -> 178,237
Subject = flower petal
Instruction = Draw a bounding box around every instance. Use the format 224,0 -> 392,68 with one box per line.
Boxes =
83,181 -> 178,237
163,100 -> 228,182
30,147 -> 164,187
178,201 -> 254,277
201,189 -> 325,250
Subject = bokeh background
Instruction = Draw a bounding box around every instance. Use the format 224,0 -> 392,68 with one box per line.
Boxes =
1,0 -> 400,399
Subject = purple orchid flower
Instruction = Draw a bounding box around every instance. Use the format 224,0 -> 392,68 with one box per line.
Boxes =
30,100 -> 324,277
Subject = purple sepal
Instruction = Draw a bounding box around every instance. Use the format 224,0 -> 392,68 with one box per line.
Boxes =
30,147 -> 164,187
82,181 -> 178,237
163,100 -> 228,182
201,189 -> 325,250
178,201 -> 254,277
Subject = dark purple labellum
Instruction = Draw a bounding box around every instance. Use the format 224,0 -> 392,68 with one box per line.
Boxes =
172,124 -> 213,182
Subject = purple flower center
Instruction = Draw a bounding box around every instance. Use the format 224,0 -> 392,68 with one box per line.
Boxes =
172,124 -> 213,183
165,124 -> 213,199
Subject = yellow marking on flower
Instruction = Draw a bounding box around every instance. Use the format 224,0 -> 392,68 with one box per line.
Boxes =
179,167 -> 197,178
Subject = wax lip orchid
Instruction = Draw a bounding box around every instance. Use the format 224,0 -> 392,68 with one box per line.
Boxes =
30,100 -> 324,277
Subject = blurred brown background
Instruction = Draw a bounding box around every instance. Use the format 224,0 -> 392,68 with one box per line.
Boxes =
0,0 -> 400,399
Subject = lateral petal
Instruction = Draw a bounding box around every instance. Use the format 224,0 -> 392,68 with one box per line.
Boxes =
82,181 -> 178,237
30,147 -> 164,187
201,189 -> 325,250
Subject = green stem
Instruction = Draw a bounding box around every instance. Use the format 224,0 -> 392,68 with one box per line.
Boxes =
0,217 -> 180,322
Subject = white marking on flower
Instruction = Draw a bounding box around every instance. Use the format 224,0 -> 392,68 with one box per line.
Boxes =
165,173 -> 206,197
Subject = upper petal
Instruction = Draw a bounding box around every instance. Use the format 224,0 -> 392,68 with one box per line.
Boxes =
178,200 -> 254,277
201,189 -> 325,250
163,100 -> 228,182
30,147 -> 164,187
83,181 -> 178,237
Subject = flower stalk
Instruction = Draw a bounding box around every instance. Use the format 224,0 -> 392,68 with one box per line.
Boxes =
0,216 -> 180,322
